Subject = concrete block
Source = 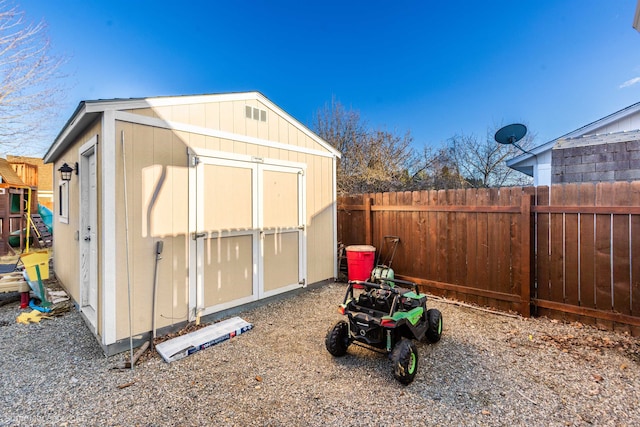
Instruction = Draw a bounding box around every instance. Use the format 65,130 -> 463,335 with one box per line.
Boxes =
595,160 -> 629,172
609,141 -> 626,153
584,152 -> 614,163
582,171 -> 615,182
566,163 -> 595,174
551,151 -> 564,166
558,172 -> 583,183
627,140 -> 640,152
615,169 -> 640,180
563,155 -> 583,166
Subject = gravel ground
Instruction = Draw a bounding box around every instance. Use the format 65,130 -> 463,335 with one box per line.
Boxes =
1,282 -> 639,426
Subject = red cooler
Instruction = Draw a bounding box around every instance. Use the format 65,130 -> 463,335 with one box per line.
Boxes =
345,245 -> 376,282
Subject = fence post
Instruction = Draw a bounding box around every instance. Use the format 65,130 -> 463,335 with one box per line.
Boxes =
520,192 -> 532,317
365,197 -> 372,246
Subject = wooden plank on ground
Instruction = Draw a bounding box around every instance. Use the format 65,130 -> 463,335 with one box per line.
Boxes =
0,278 -> 27,293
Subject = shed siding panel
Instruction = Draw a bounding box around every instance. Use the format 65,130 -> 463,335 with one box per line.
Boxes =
114,121 -> 191,341
204,103 -> 220,130
219,102 -> 234,133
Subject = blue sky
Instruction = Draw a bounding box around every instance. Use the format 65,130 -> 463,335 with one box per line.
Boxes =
18,0 -> 640,152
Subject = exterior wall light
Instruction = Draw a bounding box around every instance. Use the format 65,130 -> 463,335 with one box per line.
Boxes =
58,162 -> 78,181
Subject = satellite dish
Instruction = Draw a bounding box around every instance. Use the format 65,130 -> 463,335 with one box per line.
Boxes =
494,123 -> 527,145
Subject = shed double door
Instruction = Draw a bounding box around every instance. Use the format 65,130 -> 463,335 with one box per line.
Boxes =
194,156 -> 305,317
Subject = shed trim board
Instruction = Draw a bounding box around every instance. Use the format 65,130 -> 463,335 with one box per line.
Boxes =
102,110 -> 117,345
113,110 -> 336,160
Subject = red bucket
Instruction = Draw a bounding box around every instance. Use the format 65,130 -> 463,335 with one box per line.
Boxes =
345,245 -> 376,282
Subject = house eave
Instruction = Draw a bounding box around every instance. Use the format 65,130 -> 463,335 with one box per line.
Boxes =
506,139 -> 555,169
43,102 -> 103,164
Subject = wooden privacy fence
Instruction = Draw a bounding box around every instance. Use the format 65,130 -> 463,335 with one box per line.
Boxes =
337,182 -> 640,335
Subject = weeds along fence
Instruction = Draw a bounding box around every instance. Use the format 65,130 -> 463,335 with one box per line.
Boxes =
337,182 -> 640,335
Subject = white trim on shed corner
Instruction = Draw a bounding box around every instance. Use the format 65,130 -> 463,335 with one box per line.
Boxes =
101,110 -> 117,345
113,110 -> 337,160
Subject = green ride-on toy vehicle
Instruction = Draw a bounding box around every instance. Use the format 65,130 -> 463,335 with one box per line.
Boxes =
325,277 -> 443,384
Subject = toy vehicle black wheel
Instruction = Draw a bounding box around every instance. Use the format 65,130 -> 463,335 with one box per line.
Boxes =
325,320 -> 350,357
390,338 -> 418,385
425,308 -> 443,343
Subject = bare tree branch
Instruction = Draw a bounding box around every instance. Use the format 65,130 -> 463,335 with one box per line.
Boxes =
0,1 -> 67,155
445,126 -> 534,188
313,98 -> 419,195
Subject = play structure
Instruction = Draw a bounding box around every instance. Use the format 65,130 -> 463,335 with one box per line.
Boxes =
0,158 -> 52,256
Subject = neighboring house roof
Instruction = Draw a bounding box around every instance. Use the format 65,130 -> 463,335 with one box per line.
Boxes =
44,91 -> 341,163
506,101 -> 640,176
0,158 -> 26,186
554,129 -> 640,150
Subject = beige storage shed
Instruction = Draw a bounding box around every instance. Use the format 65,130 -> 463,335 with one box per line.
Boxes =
44,92 -> 341,354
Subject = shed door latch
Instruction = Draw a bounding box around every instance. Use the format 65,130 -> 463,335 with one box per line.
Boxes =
192,232 -> 206,240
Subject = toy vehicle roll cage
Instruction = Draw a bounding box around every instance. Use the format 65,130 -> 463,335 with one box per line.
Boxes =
341,278 -> 421,316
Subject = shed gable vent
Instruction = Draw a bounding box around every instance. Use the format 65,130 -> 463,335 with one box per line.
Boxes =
245,105 -> 267,122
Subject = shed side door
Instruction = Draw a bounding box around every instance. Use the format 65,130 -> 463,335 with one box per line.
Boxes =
260,165 -> 305,297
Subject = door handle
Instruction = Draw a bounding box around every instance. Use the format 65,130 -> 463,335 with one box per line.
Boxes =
84,236 -> 91,241
192,232 -> 207,240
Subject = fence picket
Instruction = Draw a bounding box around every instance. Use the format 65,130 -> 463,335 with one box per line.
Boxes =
578,183 -> 597,314
612,182 -> 632,334
465,188 -> 479,306
630,182 -> 640,336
